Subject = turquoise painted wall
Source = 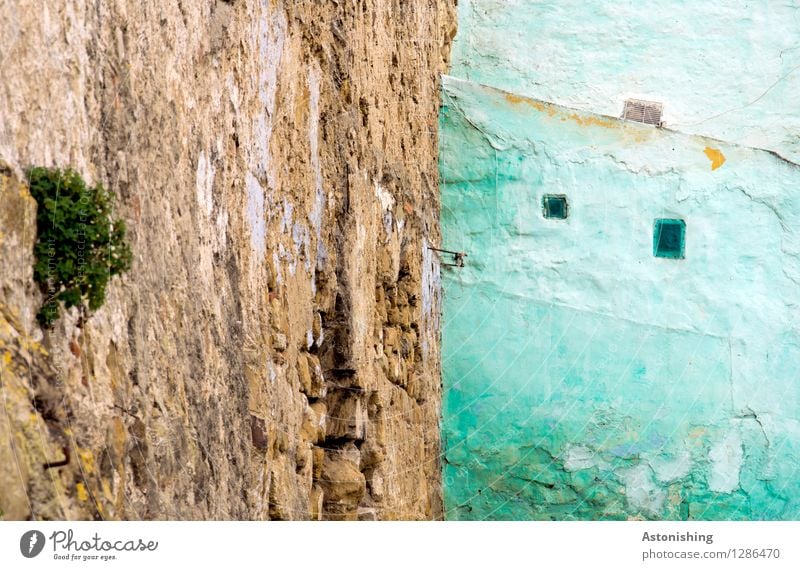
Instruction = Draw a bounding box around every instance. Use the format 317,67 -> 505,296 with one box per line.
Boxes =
451,0 -> 800,163
439,76 -> 800,520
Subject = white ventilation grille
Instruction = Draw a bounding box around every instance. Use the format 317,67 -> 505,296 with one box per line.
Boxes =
622,99 -> 663,126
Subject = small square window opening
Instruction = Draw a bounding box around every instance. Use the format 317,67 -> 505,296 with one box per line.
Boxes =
653,219 -> 685,259
543,195 -> 568,220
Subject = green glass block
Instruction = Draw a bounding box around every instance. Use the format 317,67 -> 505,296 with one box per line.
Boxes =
653,218 -> 685,259
543,194 -> 568,219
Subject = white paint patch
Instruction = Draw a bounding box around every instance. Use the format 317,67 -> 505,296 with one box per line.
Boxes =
620,464 -> 666,516
421,237 -> 441,358
214,209 -> 228,254
375,182 -> 395,241
226,72 -> 240,112
708,430 -> 744,493
650,451 -> 691,483
246,172 -> 266,260
253,7 -> 286,183
308,65 -> 325,236
316,241 -> 329,272
280,198 -> 294,233
272,251 -> 283,285
196,151 -> 215,216
563,445 -> 597,471
375,181 -> 395,211
307,63 -> 329,275
292,221 -> 312,271
277,242 -> 296,276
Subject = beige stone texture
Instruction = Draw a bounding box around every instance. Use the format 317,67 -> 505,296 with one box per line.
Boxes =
0,0 -> 456,520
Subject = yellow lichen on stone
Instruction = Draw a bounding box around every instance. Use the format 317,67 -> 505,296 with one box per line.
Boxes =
78,448 -> 95,475
101,479 -> 114,502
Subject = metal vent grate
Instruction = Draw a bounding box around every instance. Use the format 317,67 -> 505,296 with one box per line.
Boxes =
622,99 -> 663,126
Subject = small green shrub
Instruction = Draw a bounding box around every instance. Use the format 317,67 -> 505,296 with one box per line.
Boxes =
28,167 -> 132,327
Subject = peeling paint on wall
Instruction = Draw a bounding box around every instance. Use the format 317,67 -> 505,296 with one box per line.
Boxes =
451,0 -> 800,163
308,64 -> 325,238
246,171 -> 266,261
703,147 -> 726,171
440,76 -> 800,520
196,150 -> 215,216
253,6 -> 286,184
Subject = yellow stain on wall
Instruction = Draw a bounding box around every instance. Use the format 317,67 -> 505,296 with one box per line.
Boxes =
502,90 -> 653,142
704,147 -> 726,170
567,112 -> 617,130
503,92 -> 527,105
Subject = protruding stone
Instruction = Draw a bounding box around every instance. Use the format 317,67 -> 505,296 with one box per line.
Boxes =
369,467 -> 385,501
312,312 -> 323,347
310,485 -> 324,521
250,415 -> 269,451
272,333 -> 287,352
376,287 -> 388,321
388,307 -> 403,326
296,442 -> 313,484
306,354 -> 326,398
406,372 -> 422,401
360,438 -> 385,470
357,507 -> 378,521
385,353 -> 407,386
401,332 -> 415,361
319,444 -> 366,520
310,402 -> 327,440
297,353 -> 312,394
312,446 -> 325,480
383,327 -> 399,350
326,390 -> 367,441
300,400 -> 326,444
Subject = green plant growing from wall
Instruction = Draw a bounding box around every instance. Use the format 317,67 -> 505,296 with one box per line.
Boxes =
28,167 -> 132,327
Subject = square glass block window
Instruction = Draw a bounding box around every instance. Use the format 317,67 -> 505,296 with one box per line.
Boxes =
542,194 -> 568,219
653,219 -> 685,259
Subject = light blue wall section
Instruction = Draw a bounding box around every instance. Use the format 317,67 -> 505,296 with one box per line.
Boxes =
451,0 -> 800,163
440,76 -> 800,520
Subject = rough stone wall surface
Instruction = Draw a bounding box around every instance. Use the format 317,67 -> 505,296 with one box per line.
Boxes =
0,0 -> 456,521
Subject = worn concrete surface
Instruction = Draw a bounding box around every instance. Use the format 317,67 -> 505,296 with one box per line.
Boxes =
440,76 -> 800,520
451,0 -> 800,163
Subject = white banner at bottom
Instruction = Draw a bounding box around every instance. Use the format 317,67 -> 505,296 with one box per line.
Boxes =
1,521 -> 798,569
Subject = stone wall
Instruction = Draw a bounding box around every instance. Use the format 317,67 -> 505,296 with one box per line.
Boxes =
0,0 -> 456,521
